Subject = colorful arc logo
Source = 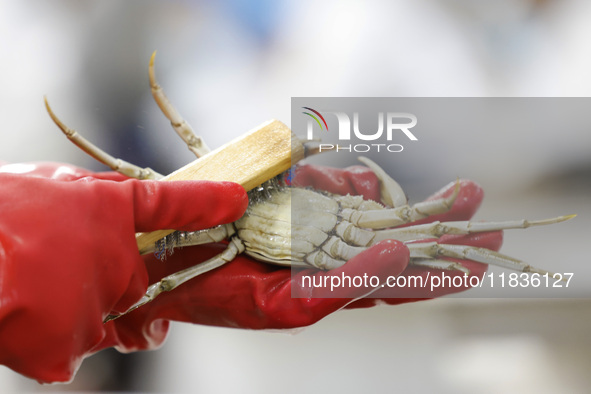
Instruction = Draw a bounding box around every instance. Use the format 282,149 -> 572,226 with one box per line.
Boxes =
302,107 -> 329,132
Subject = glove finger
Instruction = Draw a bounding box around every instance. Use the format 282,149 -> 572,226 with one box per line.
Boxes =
294,165 -> 483,224
292,164 -> 381,202
129,180 -> 248,232
411,179 -> 484,224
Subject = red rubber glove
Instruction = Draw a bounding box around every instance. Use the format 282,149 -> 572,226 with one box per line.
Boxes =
0,161 -> 493,382
105,162 -> 494,346
0,162 -> 247,383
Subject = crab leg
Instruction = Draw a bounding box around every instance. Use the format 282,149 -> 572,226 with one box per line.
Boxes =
336,157 -> 461,229
141,225 -> 234,255
411,259 -> 471,274
406,242 -> 558,276
371,215 -> 576,243
44,98 -> 164,180
340,184 -> 460,229
105,237 -> 245,322
149,51 -> 211,159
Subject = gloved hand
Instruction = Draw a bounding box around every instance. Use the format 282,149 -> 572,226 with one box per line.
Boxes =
107,162 -> 495,344
0,162 -> 248,383
0,161 -> 494,383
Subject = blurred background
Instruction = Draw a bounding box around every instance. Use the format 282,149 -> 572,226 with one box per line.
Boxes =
1,0 -> 590,392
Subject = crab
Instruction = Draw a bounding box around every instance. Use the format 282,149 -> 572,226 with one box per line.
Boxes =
44,53 -> 575,320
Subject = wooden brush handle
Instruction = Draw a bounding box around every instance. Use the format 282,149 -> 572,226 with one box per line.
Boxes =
136,119 -> 303,254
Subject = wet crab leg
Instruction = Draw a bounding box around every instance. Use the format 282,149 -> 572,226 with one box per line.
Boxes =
340,190 -> 460,229
370,215 -> 576,243
410,259 -> 471,274
142,224 -> 235,255
406,242 -> 557,276
149,51 -> 211,159
44,98 -> 164,180
105,237 -> 246,322
338,157 -> 460,228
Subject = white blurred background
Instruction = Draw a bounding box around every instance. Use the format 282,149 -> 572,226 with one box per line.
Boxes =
0,0 -> 590,392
